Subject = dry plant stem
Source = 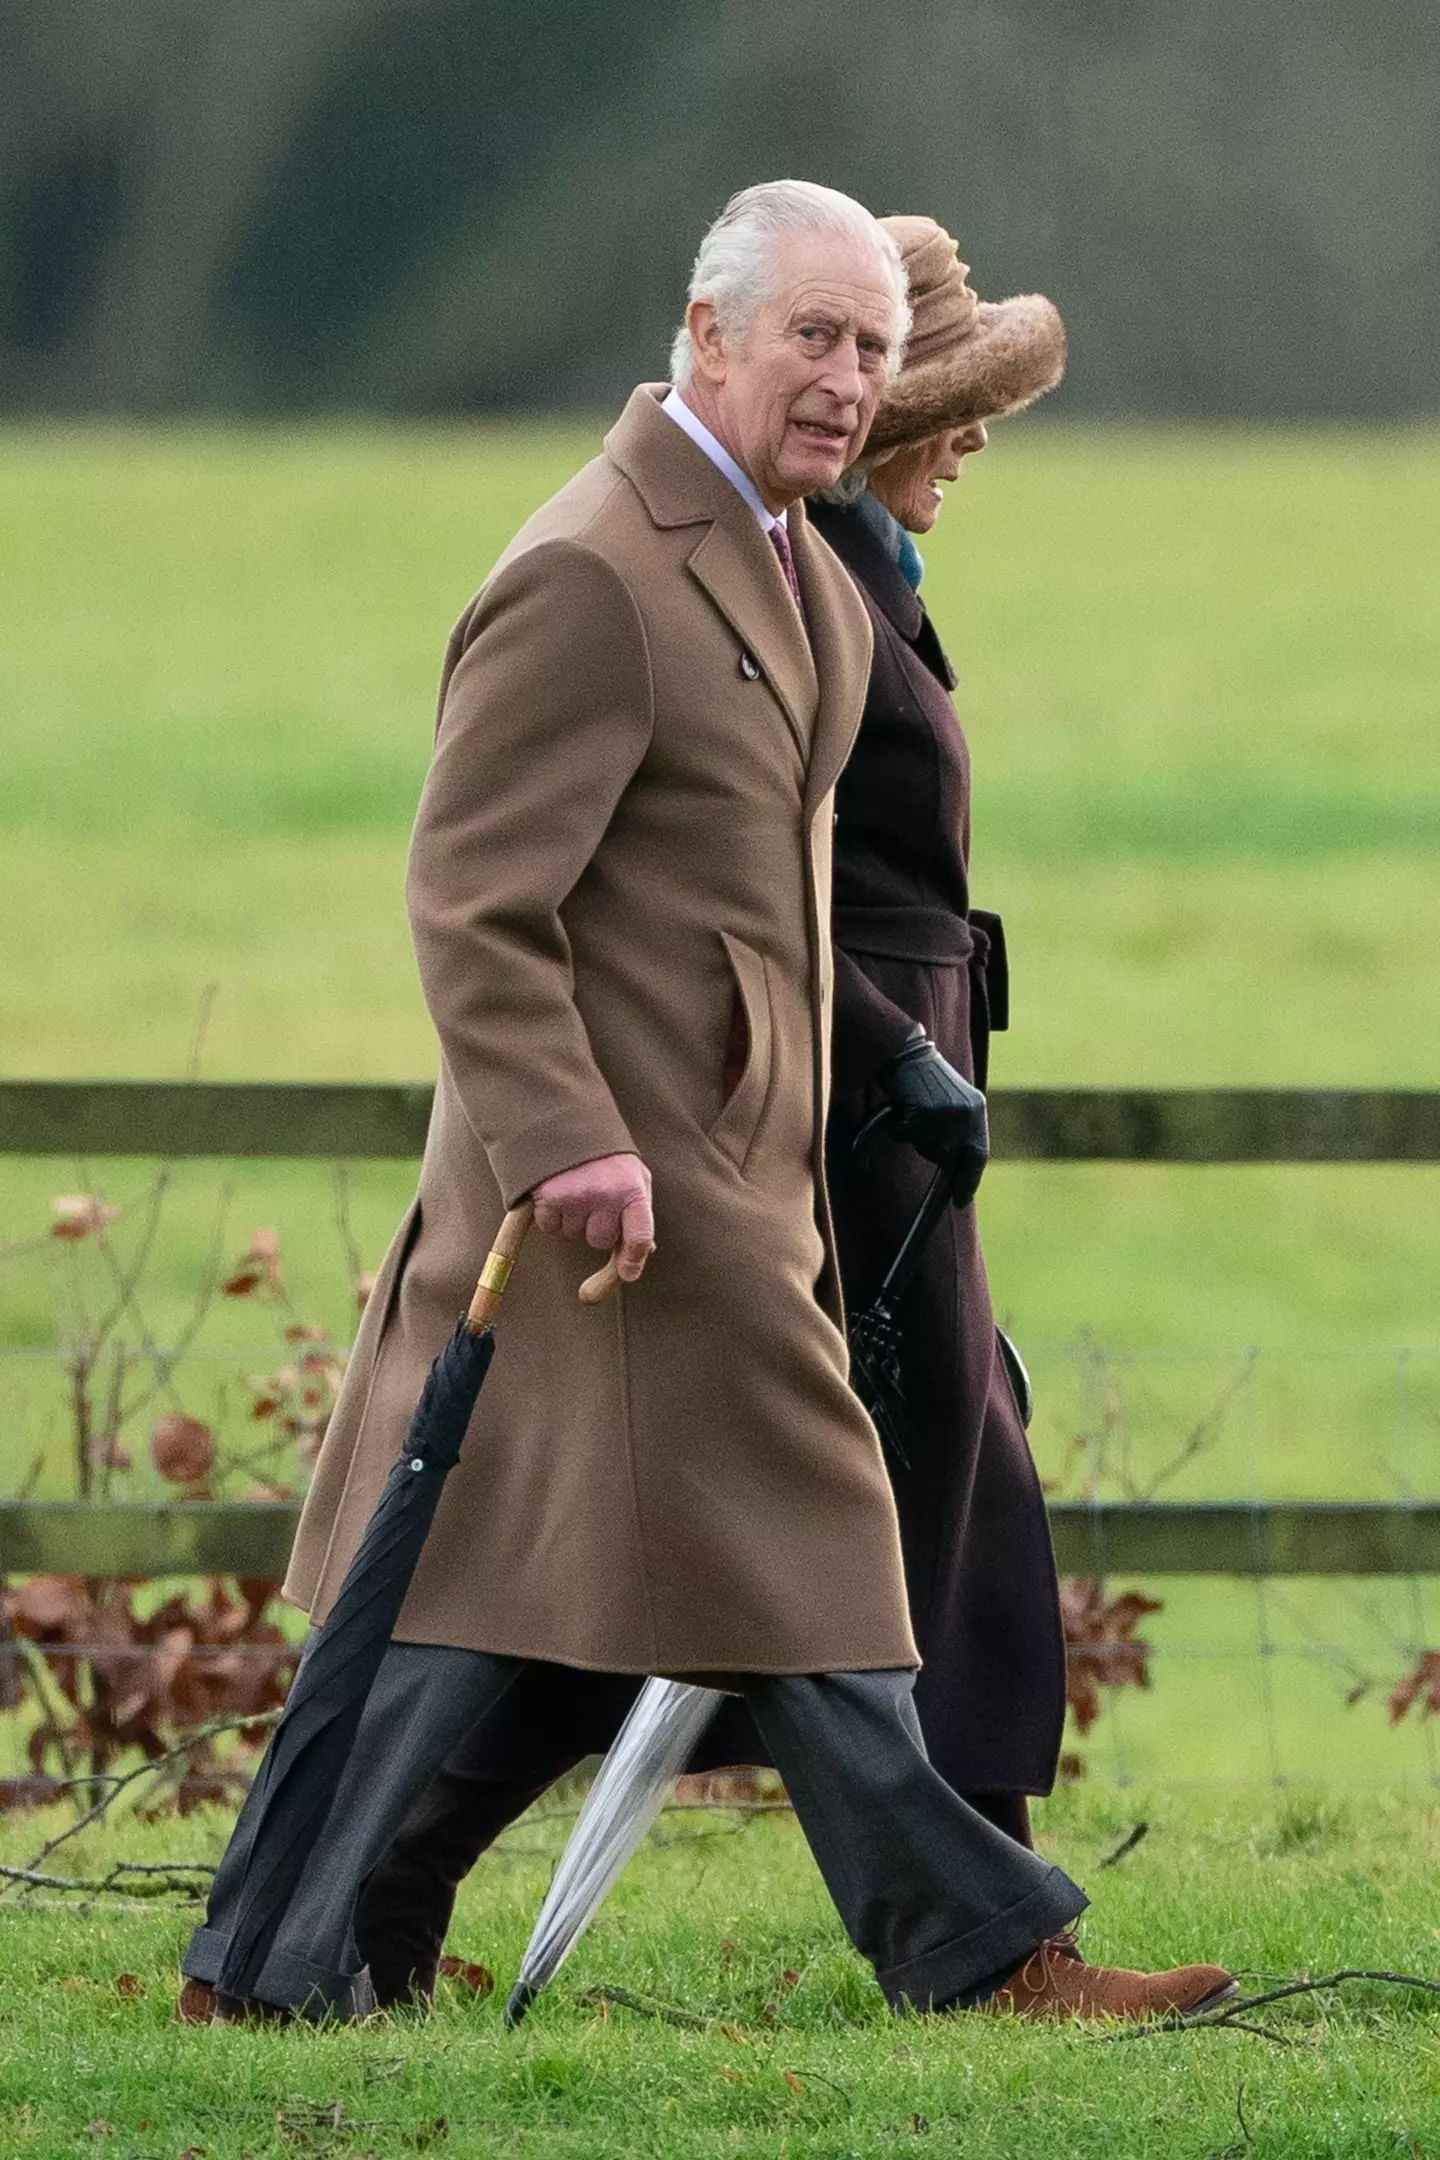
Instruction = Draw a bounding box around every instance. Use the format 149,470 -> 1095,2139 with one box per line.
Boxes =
1095,1968 -> 1440,2044
0,1861 -> 211,1897
92,1164 -> 171,1345
104,1177 -> 235,1429
15,1448 -> 48,1500
331,1160 -> 366,1291
1098,1820 -> 1150,1867
187,982 -> 220,1081
787,2069 -> 854,2109
1139,1350 -> 1259,1501
9,1706 -> 281,1891
1216,1968 -> 1440,2011
15,1637 -> 71,1742
578,1985 -> 708,2029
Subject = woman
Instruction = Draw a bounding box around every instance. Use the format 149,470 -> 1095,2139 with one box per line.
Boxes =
809,215 -> 1070,1844
203,223 -> 1073,2013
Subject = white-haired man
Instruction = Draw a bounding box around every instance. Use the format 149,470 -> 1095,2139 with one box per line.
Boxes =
183,182 -> 1233,2026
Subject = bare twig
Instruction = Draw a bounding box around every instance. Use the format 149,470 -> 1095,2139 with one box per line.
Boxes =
14,1447 -> 48,1500
785,2067 -> 854,2108
1094,1967 -> 1440,2046
1098,1820 -> 1149,1868
1140,1351 -> 1258,1502
1213,1969 -> 1440,2014
187,983 -> 220,1080
332,1161 -> 366,1292
578,1984 -> 708,2029
1094,2016 -> 1292,2048
116,1178 -> 234,1427
10,1707 -> 280,1889
0,1860 -> 211,1898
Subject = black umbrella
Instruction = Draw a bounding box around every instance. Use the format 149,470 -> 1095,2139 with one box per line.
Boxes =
214,1203 -> 551,2002
846,1152 -> 957,1469
847,1115 -> 1036,1459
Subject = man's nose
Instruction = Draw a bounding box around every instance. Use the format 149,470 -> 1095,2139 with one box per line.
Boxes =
817,336 -> 865,406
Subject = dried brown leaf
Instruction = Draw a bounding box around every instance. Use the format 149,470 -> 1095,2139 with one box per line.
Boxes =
52,1194 -> 118,1240
114,1972 -> 145,1997
1390,1650 -> 1440,1724
150,1415 -> 215,1484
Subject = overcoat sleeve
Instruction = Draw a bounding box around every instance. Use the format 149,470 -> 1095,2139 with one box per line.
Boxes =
406,538 -> 655,1206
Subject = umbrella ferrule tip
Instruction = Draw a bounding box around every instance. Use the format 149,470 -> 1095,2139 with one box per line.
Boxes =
504,1981 -> 537,2027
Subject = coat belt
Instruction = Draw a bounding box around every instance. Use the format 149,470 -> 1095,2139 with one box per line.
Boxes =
832,903 -> 1009,1036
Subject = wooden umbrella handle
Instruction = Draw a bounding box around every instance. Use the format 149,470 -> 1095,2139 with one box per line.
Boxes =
579,1255 -> 624,1304
466,1204 -> 627,1330
465,1203 -> 534,1332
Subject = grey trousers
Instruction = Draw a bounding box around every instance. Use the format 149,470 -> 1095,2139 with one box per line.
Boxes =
184,1644 -> 1084,2019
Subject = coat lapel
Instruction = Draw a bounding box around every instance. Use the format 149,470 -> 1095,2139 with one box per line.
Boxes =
685,523 -> 817,759
605,386 -> 818,759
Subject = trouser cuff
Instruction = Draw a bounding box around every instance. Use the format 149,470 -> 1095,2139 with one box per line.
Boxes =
877,1867 -> 1088,2014
181,1925 -> 375,2022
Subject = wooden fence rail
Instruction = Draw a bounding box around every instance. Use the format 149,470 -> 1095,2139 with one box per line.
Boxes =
3,1081 -> 1440,1162
2,1502 -> 1437,1580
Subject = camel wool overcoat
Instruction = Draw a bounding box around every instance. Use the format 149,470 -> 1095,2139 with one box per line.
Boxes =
283,386 -> 918,1677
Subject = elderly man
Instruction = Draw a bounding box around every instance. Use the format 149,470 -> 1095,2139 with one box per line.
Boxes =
182,181 -> 1232,2026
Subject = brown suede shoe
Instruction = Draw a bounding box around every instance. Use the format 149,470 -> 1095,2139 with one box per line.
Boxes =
981,1934 -> 1237,2022
175,1977 -> 216,2025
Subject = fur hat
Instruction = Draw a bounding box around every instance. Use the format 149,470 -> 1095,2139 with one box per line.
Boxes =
863,216 -> 1067,456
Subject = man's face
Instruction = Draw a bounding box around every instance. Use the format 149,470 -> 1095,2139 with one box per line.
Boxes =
685,232 -> 900,512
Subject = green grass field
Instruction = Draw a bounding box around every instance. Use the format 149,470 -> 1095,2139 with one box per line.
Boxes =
1,1785 -> 1438,2158
1,421 -> 1438,1786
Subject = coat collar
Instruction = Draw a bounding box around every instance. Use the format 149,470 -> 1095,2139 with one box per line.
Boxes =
607,385 -> 818,757
806,497 -> 958,694
787,509 -> 873,813
805,495 -> 923,640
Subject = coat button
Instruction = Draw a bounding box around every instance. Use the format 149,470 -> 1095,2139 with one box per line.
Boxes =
739,650 -> 761,681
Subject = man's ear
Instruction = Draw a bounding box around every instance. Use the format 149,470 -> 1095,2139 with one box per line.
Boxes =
687,298 -> 729,385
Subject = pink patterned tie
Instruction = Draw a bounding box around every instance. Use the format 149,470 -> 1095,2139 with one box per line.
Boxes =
768,521 -> 804,616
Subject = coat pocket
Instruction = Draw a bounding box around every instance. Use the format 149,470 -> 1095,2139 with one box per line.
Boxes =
707,932 -> 775,1172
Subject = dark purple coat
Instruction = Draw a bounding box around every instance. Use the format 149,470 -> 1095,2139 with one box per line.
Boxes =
806,495 -> 1065,1796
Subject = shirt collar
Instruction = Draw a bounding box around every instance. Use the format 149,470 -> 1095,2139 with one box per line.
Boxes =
661,388 -> 786,531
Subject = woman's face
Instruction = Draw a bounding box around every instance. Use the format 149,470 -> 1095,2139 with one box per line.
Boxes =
866,421 -> 989,534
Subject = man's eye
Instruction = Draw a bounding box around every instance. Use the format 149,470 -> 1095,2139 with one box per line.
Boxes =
798,325 -> 828,344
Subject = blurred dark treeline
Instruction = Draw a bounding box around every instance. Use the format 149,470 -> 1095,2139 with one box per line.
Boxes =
2,0 -> 1436,420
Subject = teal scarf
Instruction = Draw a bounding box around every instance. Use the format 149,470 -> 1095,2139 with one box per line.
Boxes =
851,487 -> 925,590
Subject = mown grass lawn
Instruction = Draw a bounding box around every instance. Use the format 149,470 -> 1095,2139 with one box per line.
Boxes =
1,1784 -> 1438,2158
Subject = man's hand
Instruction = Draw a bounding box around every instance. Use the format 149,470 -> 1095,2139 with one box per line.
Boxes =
531,1153 -> 655,1283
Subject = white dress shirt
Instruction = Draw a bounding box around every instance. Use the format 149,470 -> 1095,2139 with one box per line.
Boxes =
660,388 -> 787,532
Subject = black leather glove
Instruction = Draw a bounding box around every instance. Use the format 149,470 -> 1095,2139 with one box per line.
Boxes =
878,1026 -> 989,1204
